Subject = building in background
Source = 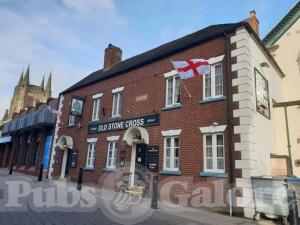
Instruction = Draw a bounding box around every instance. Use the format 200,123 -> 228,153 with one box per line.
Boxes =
0,98 -> 57,177
2,65 -> 52,123
263,2 -> 300,176
48,12 -> 286,218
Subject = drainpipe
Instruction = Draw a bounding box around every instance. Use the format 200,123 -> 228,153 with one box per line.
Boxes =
224,33 -> 234,184
284,105 -> 293,176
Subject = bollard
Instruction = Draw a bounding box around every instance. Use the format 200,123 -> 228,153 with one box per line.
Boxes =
288,189 -> 299,225
38,163 -> 44,182
151,175 -> 158,209
8,163 -> 13,175
77,167 -> 83,191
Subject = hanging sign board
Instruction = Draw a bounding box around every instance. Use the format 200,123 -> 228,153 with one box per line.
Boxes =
70,97 -> 84,117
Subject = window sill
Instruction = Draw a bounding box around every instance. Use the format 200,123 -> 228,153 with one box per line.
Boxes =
199,172 -> 228,178
83,167 -> 95,171
161,104 -> 183,111
102,168 -> 116,172
199,96 -> 226,104
89,120 -> 100,124
108,116 -> 123,122
66,125 -> 75,128
159,170 -> 181,176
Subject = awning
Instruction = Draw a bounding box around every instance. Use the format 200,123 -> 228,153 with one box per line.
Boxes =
0,136 -> 12,144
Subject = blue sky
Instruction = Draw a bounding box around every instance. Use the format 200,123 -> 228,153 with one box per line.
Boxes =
0,0 -> 298,118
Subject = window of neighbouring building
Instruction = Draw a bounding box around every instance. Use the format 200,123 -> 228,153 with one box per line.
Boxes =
106,141 -> 117,169
203,133 -> 225,173
165,75 -> 181,107
86,142 -> 96,169
92,93 -> 103,122
203,64 -> 223,100
112,87 -> 124,118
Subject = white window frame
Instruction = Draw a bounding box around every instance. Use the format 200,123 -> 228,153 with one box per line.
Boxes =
203,133 -> 225,173
106,141 -> 117,169
165,74 -> 181,107
112,91 -> 122,118
163,136 -> 180,171
92,97 -> 101,122
86,142 -> 96,169
68,114 -> 75,126
203,63 -> 223,100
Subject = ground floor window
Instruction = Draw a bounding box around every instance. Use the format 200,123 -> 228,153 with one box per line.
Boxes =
86,142 -> 96,169
164,136 -> 180,171
106,141 -> 117,169
203,133 -> 224,173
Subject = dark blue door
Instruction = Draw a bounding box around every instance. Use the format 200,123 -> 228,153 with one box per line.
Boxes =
42,135 -> 52,169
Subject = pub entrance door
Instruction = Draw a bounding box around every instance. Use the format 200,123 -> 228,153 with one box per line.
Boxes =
134,144 -> 147,186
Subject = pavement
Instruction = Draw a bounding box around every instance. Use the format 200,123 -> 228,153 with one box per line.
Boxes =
0,169 -> 280,225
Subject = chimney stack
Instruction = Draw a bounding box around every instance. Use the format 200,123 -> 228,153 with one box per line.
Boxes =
244,10 -> 259,36
103,43 -> 122,70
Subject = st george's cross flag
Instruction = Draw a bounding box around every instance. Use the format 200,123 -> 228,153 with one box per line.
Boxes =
172,59 -> 210,79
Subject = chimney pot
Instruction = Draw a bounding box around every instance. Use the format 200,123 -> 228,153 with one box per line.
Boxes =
244,10 -> 259,37
103,43 -> 122,70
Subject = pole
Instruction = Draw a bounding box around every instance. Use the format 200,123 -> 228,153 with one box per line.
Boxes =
9,163 -> 13,175
77,167 -> 83,191
288,189 -> 299,225
38,163 -> 44,182
151,175 -> 158,209
181,80 -> 192,98
284,106 -> 293,176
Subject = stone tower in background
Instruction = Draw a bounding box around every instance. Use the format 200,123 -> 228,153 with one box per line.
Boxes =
2,65 -> 52,122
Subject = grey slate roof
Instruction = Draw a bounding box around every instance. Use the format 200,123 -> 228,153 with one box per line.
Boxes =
62,21 -> 283,94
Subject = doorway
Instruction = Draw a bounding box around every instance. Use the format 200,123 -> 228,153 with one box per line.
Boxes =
64,149 -> 72,176
133,144 -> 147,186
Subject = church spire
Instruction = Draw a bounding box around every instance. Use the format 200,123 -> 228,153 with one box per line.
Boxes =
17,71 -> 24,87
40,75 -> 45,89
24,64 -> 30,85
45,72 -> 52,97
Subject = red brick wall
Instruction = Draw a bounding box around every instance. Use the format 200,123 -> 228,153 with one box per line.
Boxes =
53,35 -> 238,210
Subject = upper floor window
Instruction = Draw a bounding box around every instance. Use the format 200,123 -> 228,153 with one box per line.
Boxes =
106,141 -> 117,169
166,75 -> 180,106
203,64 -> 223,100
112,87 -> 124,118
92,93 -> 102,122
68,114 -> 75,126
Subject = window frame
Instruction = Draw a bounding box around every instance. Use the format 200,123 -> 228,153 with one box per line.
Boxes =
106,141 -> 117,169
203,63 -> 223,100
203,133 -> 225,173
86,142 -> 96,169
165,75 -> 181,107
92,97 -> 101,122
163,136 -> 180,171
68,114 -> 76,126
112,91 -> 122,118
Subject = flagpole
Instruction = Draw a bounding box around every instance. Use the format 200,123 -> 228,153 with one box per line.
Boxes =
181,80 -> 191,99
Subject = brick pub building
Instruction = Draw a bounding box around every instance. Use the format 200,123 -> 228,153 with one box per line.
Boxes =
49,12 -> 285,217
0,99 -> 57,176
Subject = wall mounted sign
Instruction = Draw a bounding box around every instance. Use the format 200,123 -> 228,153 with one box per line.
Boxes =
88,113 -> 160,134
255,69 -> 270,119
146,146 -> 159,171
70,97 -> 84,117
70,150 -> 78,168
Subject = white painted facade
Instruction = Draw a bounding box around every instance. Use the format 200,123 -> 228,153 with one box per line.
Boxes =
271,18 -> 300,176
231,27 -> 284,218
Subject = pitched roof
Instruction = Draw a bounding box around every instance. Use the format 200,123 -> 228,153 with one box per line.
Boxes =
62,21 -> 283,94
263,1 -> 300,46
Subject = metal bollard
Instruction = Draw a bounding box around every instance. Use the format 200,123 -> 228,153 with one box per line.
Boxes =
38,163 -> 44,182
8,163 -> 13,175
288,189 -> 299,225
151,175 -> 158,209
77,167 -> 83,191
